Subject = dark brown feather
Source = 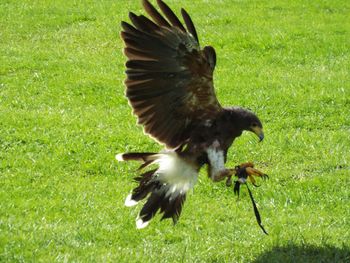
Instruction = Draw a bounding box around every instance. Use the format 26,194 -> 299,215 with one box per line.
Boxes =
121,21 -> 139,36
121,30 -> 174,56
173,194 -> 186,223
121,0 -> 222,149
139,192 -> 163,222
129,13 -> 161,34
124,47 -> 154,61
128,12 -> 149,32
138,15 -> 160,31
142,0 -> 171,27
126,60 -> 183,73
203,46 -> 216,70
156,0 -> 186,32
119,152 -> 156,162
131,169 -> 158,202
181,8 -> 198,43
161,194 -> 186,224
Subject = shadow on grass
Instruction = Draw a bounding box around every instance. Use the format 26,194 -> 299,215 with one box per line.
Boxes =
253,244 -> 350,263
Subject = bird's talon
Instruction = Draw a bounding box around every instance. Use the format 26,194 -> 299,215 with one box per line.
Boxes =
252,183 -> 260,187
234,163 -> 269,186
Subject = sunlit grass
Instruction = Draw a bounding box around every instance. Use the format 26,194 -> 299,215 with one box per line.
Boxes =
1,0 -> 349,262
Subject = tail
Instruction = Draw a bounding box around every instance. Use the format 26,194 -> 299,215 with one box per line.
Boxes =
116,151 -> 198,229
115,152 -> 157,162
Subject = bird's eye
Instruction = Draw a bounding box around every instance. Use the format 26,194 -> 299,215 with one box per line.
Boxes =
251,122 -> 258,127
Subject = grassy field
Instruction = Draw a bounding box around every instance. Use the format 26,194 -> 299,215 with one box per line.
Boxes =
1,0 -> 350,262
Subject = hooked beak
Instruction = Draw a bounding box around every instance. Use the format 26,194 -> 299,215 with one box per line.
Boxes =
251,127 -> 264,142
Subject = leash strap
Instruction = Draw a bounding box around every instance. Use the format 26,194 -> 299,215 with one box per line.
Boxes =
245,184 -> 268,235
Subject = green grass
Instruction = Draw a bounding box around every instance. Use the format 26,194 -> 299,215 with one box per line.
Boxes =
1,0 -> 350,262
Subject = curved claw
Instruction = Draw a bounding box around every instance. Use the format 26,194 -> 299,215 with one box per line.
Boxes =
246,167 -> 264,176
233,163 -> 269,187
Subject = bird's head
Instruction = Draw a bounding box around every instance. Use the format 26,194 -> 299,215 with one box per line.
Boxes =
226,107 -> 264,141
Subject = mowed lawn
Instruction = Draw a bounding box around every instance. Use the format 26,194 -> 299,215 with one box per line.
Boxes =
1,0 -> 349,262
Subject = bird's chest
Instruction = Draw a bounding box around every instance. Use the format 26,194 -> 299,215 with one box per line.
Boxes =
186,125 -> 233,166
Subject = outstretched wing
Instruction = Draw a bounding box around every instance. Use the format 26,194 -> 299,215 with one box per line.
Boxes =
121,0 -> 222,149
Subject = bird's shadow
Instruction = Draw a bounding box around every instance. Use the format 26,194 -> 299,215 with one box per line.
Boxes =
253,244 -> 350,263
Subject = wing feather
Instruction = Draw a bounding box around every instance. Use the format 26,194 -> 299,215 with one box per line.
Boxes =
142,0 -> 171,28
156,0 -> 186,32
181,8 -> 198,42
121,0 -> 222,148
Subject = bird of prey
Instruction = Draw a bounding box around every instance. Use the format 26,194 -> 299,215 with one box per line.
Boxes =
118,0 -> 266,229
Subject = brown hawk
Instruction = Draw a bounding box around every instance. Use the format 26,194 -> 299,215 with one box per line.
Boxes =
118,0 -> 266,229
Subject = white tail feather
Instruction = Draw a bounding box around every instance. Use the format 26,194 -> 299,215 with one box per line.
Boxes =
115,153 -> 124,161
123,151 -> 198,229
133,152 -> 198,229
152,152 -> 198,199
136,217 -> 150,229
125,194 -> 138,207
